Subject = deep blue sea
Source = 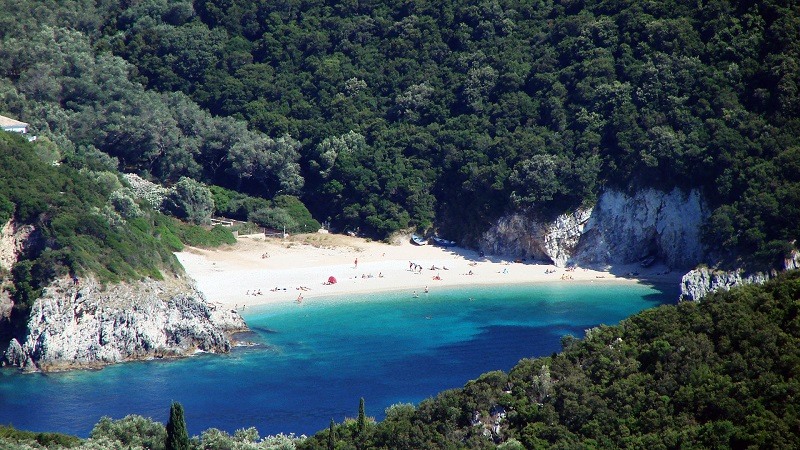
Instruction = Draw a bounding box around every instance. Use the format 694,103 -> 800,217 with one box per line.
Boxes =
0,282 -> 676,438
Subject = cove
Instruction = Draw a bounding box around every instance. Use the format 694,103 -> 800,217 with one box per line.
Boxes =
0,281 -> 676,438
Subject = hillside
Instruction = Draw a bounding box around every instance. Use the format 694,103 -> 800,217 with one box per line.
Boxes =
299,272 -> 800,449
0,131 -> 244,371
0,0 -> 798,270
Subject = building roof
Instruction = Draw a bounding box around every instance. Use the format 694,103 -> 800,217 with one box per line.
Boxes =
0,114 -> 29,128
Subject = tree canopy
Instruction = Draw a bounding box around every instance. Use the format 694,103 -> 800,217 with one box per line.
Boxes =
1,0 -> 798,263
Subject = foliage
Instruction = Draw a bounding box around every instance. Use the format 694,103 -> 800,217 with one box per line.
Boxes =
271,196 -> 321,233
165,402 -> 190,450
0,425 -> 82,448
164,177 -> 215,225
210,186 -> 319,233
2,0 -> 798,263
196,428 -> 303,450
90,415 -> 166,450
298,272 -> 800,449
176,223 -> 236,248
0,130 -> 234,351
209,185 -> 271,222
0,134 -> 182,323
248,207 -> 297,232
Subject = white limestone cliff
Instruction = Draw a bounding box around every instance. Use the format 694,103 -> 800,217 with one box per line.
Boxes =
481,208 -> 592,267
3,275 -> 247,372
481,188 -> 708,269
678,267 -> 771,302
574,188 -> 707,269
679,250 -> 799,302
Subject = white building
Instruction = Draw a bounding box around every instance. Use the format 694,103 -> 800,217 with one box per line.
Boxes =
0,114 -> 29,134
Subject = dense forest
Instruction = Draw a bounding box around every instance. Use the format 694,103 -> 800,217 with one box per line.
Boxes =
1,0 -> 799,268
1,271 -> 798,449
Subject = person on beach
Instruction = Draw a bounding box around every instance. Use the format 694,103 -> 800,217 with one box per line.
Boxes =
424,286 -> 429,293
354,258 -> 358,269
296,293 -> 303,303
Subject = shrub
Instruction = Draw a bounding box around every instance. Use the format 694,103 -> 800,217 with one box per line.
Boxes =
248,207 -> 297,231
0,424 -> 82,448
272,196 -> 321,233
164,177 -> 214,225
90,415 -> 166,450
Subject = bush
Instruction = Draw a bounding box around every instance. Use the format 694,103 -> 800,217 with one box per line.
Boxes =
177,224 -> 236,248
209,185 -> 271,221
248,207 -> 297,231
272,196 -> 321,233
0,425 -> 82,448
164,177 -> 214,225
90,415 -> 166,450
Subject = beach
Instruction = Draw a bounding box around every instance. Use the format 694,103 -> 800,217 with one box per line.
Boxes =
175,232 -> 678,308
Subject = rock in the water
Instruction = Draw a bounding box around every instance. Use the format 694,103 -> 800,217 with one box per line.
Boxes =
3,275 -> 247,372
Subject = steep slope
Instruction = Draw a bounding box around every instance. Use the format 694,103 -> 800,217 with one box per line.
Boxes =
0,132 -> 246,372
300,272 -> 800,449
5,275 -> 245,372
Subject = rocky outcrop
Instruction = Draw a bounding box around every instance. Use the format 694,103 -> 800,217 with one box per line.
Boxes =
2,275 -> 247,372
679,267 -> 772,302
680,251 -> 799,302
481,188 -> 708,268
0,219 -> 32,345
574,188 -> 707,268
0,219 -> 34,271
481,208 -> 591,266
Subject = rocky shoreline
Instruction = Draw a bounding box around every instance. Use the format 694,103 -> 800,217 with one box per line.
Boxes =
2,275 -> 247,373
481,187 -> 797,301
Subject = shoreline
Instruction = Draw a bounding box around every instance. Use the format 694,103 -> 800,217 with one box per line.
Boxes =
176,233 -> 682,309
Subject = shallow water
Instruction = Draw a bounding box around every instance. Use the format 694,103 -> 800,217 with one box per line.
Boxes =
0,282 -> 676,437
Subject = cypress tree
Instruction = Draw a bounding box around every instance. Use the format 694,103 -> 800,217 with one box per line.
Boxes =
356,397 -> 366,450
327,418 -> 335,450
165,401 -> 190,450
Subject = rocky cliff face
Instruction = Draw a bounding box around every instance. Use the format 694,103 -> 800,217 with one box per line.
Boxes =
481,188 -> 708,269
679,250 -> 800,302
481,208 -> 591,267
575,188 -> 707,268
679,267 -> 771,302
0,219 -> 33,350
0,219 -> 34,272
2,275 -> 247,372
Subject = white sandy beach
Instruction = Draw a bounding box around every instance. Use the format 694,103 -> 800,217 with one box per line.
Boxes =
175,233 -> 679,308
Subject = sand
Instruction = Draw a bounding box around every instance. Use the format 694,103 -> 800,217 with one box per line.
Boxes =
175,232 -> 678,308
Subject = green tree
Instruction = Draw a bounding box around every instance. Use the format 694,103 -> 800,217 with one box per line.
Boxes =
327,419 -> 335,450
356,397 -> 366,450
164,177 -> 214,225
165,401 -> 189,450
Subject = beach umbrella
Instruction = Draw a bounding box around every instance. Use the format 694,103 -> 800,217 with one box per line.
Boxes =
328,276 -> 337,284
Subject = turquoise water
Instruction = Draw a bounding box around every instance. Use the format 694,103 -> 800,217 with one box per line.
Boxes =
0,282 -> 675,438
